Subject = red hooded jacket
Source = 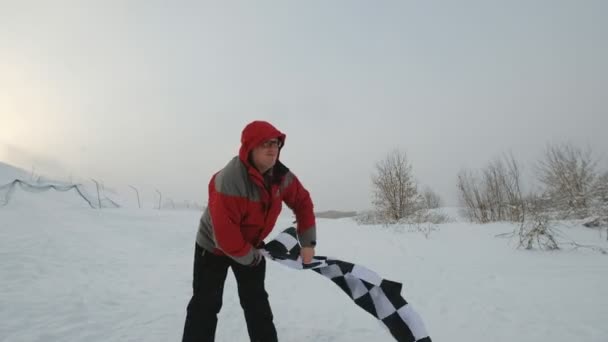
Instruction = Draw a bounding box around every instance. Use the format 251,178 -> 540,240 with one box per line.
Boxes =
195,121 -> 316,265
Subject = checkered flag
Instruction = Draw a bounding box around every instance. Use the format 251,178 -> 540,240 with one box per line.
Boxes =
261,227 -> 432,342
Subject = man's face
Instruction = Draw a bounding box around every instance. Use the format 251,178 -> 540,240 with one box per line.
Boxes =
251,138 -> 282,173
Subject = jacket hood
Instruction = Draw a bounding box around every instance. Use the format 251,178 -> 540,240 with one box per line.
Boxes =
238,121 -> 286,165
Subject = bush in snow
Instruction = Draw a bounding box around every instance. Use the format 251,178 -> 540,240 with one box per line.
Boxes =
517,194 -> 559,250
354,210 -> 386,225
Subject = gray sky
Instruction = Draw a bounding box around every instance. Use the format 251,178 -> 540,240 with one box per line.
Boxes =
1,1 -> 607,211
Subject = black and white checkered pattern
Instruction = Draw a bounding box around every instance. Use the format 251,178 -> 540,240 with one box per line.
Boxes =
262,227 -> 432,342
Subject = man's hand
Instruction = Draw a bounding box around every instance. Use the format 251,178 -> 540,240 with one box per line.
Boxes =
249,249 -> 263,267
300,247 -> 315,264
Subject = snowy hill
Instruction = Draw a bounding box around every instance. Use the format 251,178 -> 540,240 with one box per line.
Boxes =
0,161 -> 29,184
0,161 -> 150,210
0,161 -> 99,209
1,188 -> 607,341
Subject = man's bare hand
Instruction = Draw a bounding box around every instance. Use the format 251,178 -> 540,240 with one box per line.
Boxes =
300,247 -> 315,264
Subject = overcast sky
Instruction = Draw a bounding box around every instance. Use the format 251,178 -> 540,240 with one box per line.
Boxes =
1,1 -> 607,211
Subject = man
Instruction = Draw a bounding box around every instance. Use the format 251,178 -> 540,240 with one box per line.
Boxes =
182,120 -> 317,342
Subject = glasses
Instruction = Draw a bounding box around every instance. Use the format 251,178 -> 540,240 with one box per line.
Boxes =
260,139 -> 283,149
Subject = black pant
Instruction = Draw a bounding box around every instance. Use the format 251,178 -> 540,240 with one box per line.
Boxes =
182,244 -> 278,342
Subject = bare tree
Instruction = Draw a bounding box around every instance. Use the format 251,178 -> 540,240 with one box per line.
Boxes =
421,186 -> 441,209
536,143 -> 598,219
371,149 -> 420,222
596,171 -> 608,201
457,169 -> 487,223
585,170 -> 608,240
487,153 -> 524,222
457,153 -> 524,223
593,171 -> 608,217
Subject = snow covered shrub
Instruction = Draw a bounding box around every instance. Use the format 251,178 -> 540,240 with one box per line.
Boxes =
406,208 -> 452,225
354,210 -> 385,225
518,195 -> 559,250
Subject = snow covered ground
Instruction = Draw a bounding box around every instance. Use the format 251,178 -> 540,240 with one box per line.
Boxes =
1,179 -> 608,341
